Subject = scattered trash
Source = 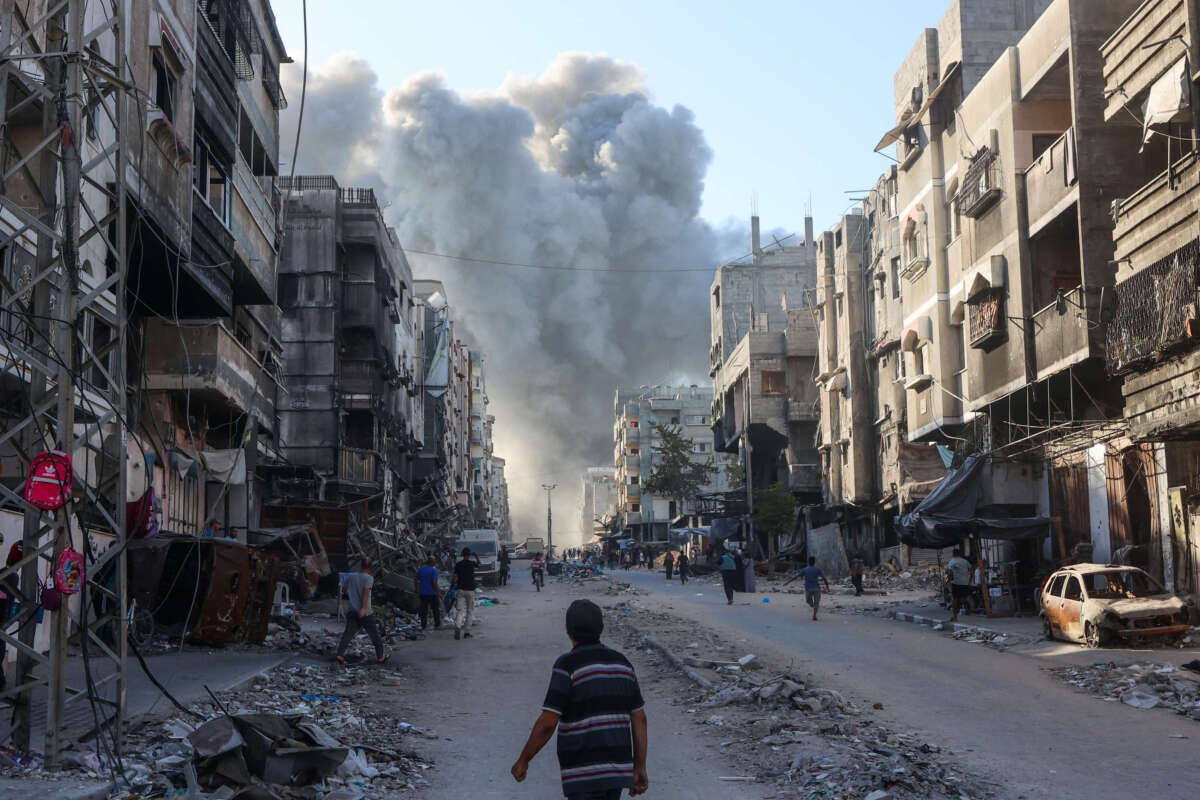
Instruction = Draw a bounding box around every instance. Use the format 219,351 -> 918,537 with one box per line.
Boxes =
1052,661 -> 1200,721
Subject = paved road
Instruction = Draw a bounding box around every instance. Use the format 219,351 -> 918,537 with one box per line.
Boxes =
411,565 -> 769,800
614,566 -> 1200,800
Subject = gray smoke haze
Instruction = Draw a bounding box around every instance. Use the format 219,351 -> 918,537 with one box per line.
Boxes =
281,52 -> 743,543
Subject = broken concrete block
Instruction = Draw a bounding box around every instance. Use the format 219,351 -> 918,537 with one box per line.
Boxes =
737,653 -> 758,668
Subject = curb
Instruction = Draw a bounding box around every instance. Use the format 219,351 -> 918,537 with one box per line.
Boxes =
891,610 -> 1009,638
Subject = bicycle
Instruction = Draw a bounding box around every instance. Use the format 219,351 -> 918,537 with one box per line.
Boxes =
532,569 -> 544,591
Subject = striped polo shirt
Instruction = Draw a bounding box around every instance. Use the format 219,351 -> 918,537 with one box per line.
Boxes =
542,641 -> 645,796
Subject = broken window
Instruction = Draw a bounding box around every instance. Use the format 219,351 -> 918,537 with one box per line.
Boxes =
153,54 -> 177,123
193,138 -> 231,226
1063,576 -> 1083,601
630,475 -> 639,486
762,371 -> 786,395
630,502 -> 640,513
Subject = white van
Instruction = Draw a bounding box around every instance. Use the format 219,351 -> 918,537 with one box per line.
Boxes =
456,529 -> 501,587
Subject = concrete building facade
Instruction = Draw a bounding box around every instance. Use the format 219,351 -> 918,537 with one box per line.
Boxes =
580,467 -> 619,541
614,385 -> 734,542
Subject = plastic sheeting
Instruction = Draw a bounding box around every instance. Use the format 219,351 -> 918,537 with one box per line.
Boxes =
897,454 -> 1049,549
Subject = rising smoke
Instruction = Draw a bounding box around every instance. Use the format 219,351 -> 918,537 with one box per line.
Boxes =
281,52 -> 743,543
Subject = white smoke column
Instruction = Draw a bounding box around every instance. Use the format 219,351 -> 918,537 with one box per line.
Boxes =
282,52 -> 742,543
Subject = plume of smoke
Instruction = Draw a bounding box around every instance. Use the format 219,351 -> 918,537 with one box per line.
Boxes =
281,52 -> 742,542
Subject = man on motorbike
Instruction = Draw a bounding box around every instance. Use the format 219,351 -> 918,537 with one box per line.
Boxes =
530,552 -> 546,591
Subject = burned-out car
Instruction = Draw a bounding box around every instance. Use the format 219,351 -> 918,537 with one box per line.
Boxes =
1039,564 -> 1189,648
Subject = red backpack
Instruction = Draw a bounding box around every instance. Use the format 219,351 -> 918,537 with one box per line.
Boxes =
24,450 -> 73,511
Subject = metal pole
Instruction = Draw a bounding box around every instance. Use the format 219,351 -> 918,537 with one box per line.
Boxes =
542,483 -> 556,558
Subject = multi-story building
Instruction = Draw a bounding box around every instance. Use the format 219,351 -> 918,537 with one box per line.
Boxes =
490,456 -> 512,541
270,176 -> 417,555
580,467 -> 619,540
710,216 -> 821,503
878,0 -> 1144,570
1101,0 -> 1200,592
614,385 -> 734,541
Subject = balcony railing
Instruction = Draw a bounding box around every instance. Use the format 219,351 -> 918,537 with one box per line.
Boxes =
1107,239 -> 1200,374
788,464 -> 821,493
339,448 -> 379,485
957,148 -> 1001,218
1032,286 -> 1092,380
967,288 -> 1006,349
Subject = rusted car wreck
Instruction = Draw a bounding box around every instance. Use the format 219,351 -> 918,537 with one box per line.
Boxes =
1040,564 -> 1190,648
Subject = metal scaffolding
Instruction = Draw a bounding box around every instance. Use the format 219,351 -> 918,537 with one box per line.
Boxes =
0,0 -> 130,766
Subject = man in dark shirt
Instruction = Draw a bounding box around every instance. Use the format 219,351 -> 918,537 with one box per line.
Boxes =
512,599 -> 648,799
451,547 -> 480,640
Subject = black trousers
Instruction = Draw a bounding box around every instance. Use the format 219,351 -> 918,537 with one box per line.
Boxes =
721,569 -> 736,602
566,789 -> 622,800
678,567 -> 688,584
337,612 -> 385,660
852,574 -> 863,595
419,594 -> 441,628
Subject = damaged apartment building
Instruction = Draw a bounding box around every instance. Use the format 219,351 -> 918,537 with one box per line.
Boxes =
708,216 -> 823,553
0,0 -> 509,637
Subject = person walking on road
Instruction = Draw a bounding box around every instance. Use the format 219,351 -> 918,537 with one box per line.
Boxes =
947,548 -> 973,622
850,552 -> 865,597
530,552 -> 546,591
498,545 -> 511,587
677,551 -> 689,585
511,599 -> 649,799
336,559 -> 390,665
664,551 -> 674,581
720,549 -> 738,605
451,547 -> 481,640
416,555 -> 441,631
795,556 -> 830,621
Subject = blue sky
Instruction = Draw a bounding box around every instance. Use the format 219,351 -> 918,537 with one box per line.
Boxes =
273,0 -> 952,238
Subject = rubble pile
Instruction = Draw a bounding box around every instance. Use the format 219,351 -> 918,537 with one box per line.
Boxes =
1050,661 -> 1200,719
860,564 -> 944,592
53,661 -> 434,799
605,600 -> 996,799
949,627 -> 1012,649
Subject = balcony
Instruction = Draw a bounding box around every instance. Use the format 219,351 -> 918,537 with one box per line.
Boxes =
142,319 -> 275,429
1101,0 -> 1189,122
967,288 -> 1006,349
958,147 -> 1001,219
1032,287 -> 1094,381
788,463 -> 821,493
1107,239 -> 1200,374
338,447 -> 379,487
785,398 -> 819,422
1023,131 -> 1077,234
1112,151 -> 1200,269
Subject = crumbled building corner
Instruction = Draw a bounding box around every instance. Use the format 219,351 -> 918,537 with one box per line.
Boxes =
602,599 -> 999,799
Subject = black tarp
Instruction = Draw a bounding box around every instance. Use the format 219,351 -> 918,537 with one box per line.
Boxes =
897,454 -> 1049,549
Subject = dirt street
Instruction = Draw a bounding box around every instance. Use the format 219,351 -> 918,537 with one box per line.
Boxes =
409,564 -> 772,800
614,566 -> 1200,800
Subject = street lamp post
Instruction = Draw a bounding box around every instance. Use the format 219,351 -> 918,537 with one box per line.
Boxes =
542,483 -> 557,558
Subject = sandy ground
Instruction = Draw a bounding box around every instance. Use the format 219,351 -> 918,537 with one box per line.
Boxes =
409,565 -> 772,800
615,567 -> 1200,800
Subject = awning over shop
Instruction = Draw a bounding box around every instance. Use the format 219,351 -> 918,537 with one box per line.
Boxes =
897,453 -> 1049,549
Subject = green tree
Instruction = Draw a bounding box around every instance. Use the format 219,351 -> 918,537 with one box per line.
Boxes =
752,482 -> 797,559
643,423 -> 718,516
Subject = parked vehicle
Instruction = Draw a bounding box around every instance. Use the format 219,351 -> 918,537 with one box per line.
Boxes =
519,537 -> 545,560
1039,564 -> 1189,648
456,529 -> 502,587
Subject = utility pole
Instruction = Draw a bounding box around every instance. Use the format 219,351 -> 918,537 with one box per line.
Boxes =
0,0 -> 130,764
542,483 -> 557,558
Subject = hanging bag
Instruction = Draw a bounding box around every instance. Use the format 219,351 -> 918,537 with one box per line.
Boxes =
55,547 -> 84,595
23,450 -> 73,511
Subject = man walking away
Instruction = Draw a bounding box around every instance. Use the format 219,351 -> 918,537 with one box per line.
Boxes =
664,551 -> 674,581
797,557 -> 830,621
452,547 -> 481,640
720,549 -> 738,605
947,548 -> 973,621
511,599 -> 649,799
850,552 -> 865,597
416,555 -> 441,631
336,559 -> 390,664
677,552 -> 689,585
499,545 -> 511,586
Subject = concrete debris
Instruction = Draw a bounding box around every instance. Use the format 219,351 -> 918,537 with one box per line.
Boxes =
76,661 -> 437,798
606,598 -> 996,799
1051,661 -> 1200,720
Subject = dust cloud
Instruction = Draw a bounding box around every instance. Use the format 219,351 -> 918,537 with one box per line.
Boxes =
281,52 -> 746,543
